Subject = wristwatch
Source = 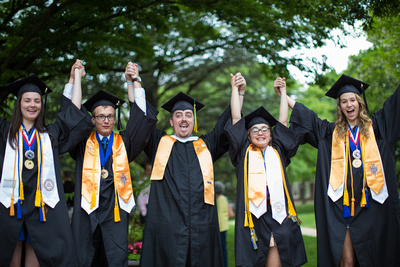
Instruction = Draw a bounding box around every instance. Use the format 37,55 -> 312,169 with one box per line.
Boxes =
132,76 -> 142,83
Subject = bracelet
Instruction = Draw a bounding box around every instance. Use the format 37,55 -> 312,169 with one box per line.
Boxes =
127,82 -> 134,85
239,93 -> 244,96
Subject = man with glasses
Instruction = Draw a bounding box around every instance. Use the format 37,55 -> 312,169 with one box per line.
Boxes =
65,62 -> 158,267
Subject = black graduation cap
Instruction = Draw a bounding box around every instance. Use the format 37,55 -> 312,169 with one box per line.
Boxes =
5,74 -> 52,97
83,90 -> 126,130
245,106 -> 277,130
161,91 -> 205,113
4,74 -> 52,115
325,74 -> 370,112
161,91 -> 205,132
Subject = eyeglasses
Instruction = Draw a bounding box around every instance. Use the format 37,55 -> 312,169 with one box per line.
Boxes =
250,127 -> 270,135
94,115 -> 115,122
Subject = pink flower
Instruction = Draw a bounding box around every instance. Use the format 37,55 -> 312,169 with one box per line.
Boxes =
134,241 -> 143,249
134,249 -> 138,254
128,244 -> 133,250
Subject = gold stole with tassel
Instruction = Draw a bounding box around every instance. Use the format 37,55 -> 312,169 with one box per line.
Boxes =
330,123 -> 385,215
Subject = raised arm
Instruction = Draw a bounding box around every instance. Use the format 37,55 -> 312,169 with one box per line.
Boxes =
71,59 -> 85,109
274,77 -> 288,126
125,62 -> 142,103
230,72 -> 246,125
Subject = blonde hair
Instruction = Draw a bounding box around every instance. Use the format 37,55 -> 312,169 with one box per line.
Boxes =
334,94 -> 371,140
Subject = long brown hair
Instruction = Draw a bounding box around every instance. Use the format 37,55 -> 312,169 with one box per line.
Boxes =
8,94 -> 47,149
334,94 -> 371,140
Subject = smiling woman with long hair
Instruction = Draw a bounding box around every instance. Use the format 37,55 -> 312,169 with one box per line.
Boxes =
287,74 -> 400,266
0,60 -> 93,267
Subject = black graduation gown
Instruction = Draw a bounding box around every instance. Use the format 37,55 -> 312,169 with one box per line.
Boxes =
70,101 -> 158,267
139,107 -> 231,267
0,98 -> 93,267
290,87 -> 400,267
225,118 -> 307,267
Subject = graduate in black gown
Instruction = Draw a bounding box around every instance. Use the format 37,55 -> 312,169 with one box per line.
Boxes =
0,60 -> 93,267
69,62 -> 158,267
288,75 -> 400,266
225,75 -> 306,267
138,88 -> 233,267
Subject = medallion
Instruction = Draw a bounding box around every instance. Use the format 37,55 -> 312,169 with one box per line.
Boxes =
24,159 -> 34,170
25,150 -> 35,160
352,158 -> 362,168
101,168 -> 109,179
352,149 -> 361,159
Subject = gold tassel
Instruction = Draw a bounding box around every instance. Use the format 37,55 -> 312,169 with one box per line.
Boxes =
35,190 -> 41,207
10,197 -> 15,216
90,191 -> 96,209
193,102 -> 198,133
360,190 -> 366,207
351,198 -> 355,217
343,189 -> 349,206
114,203 -> 121,222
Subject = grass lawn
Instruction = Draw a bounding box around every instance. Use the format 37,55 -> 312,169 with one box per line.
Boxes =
226,203 -> 317,266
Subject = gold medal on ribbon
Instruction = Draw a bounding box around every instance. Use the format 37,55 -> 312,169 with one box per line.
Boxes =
352,158 -> 362,168
101,168 -> 109,179
24,159 -> 34,170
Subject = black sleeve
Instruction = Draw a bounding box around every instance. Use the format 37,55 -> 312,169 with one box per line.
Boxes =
202,106 -> 232,162
47,98 -> 94,155
121,101 -> 158,162
371,85 -> 400,146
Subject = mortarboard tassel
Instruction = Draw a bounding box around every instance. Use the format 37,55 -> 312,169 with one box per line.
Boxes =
117,100 -> 122,131
193,101 -> 198,133
351,197 -> 355,217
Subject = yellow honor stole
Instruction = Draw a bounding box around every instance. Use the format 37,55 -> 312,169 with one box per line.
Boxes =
150,135 -> 215,205
81,132 -> 132,222
329,123 -> 386,216
243,144 -> 300,250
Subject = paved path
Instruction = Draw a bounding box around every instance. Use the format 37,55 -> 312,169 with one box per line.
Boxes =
301,227 -> 317,237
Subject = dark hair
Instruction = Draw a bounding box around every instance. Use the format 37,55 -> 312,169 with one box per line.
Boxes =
9,93 -> 47,149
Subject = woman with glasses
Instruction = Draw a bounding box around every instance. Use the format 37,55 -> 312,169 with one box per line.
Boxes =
225,75 -> 306,267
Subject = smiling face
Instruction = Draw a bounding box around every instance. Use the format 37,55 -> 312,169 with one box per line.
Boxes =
20,92 -> 42,125
339,92 -> 360,126
248,123 -> 271,151
92,105 -> 116,137
169,109 -> 194,138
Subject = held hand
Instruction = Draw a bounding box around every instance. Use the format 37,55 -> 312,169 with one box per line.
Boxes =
230,72 -> 246,95
235,73 -> 246,94
125,62 -> 139,82
230,73 -> 238,91
69,59 -> 85,83
274,77 -> 286,97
